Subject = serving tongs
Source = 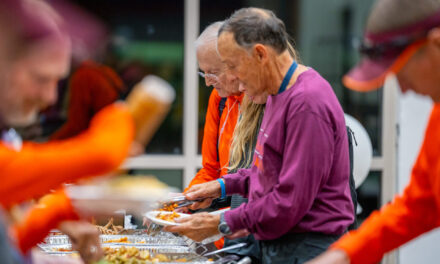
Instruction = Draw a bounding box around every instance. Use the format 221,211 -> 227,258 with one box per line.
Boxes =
147,196 -> 202,236
162,195 -> 204,209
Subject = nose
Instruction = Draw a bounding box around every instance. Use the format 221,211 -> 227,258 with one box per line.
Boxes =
205,77 -> 215,87
400,85 -> 409,94
397,79 -> 410,94
238,82 -> 246,93
40,81 -> 58,106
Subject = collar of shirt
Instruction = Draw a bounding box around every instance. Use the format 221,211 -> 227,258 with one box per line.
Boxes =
233,93 -> 244,104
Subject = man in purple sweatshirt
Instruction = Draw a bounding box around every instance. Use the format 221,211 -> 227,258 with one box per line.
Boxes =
166,7 -> 354,264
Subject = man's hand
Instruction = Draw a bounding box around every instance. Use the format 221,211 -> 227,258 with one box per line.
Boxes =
305,249 -> 350,264
184,181 -> 222,210
164,213 -> 221,242
226,229 -> 250,240
58,220 -> 103,264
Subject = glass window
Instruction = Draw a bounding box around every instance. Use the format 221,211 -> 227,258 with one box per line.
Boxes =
356,171 -> 381,223
29,0 -> 185,154
298,0 -> 380,155
76,0 -> 184,154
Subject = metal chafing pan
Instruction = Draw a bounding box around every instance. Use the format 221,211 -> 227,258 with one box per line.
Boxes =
102,250 -> 213,264
38,244 -> 212,263
101,234 -> 187,246
102,244 -> 192,254
43,235 -> 70,245
43,234 -> 187,246
39,244 -> 192,254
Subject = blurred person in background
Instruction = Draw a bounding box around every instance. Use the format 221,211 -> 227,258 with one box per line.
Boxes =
308,0 -> 440,263
51,60 -> 128,140
167,8 -> 354,264
0,0 -> 134,262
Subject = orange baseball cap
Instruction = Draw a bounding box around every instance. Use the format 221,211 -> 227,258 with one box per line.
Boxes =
343,0 -> 440,92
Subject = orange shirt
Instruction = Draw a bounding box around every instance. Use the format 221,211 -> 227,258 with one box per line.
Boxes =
51,61 -> 126,140
187,89 -> 243,188
3,104 -> 133,253
11,189 -> 77,253
332,104 -> 440,264
0,103 -> 134,208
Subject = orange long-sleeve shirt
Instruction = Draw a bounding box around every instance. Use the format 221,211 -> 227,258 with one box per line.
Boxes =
51,61 -> 126,140
187,89 -> 243,188
331,104 -> 440,264
11,189 -> 78,253
0,103 -> 134,208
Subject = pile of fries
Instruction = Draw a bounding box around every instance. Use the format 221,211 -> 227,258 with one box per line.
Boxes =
96,218 -> 125,235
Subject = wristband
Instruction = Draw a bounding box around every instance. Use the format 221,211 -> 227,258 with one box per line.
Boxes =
217,178 -> 226,199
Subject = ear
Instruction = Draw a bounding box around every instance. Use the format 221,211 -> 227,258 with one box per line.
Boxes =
427,27 -> 440,47
253,44 -> 268,63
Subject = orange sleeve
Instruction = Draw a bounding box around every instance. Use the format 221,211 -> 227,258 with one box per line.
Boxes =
186,90 -> 222,190
332,105 -> 440,264
51,62 -> 121,140
11,189 -> 78,253
0,103 -> 134,208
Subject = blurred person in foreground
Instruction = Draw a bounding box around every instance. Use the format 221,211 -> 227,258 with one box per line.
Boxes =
307,0 -> 440,264
167,8 -> 354,264
188,21 -> 264,261
0,0 -> 134,262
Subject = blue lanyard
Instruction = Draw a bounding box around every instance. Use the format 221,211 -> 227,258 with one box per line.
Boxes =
278,61 -> 298,94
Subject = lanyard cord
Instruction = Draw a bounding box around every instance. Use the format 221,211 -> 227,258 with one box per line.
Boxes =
218,99 -> 239,170
219,99 -> 238,144
278,61 -> 298,94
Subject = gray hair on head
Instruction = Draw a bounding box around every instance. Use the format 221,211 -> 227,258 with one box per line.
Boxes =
195,21 -> 224,50
219,7 -> 289,54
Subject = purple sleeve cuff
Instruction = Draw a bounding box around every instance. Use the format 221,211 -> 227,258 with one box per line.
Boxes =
224,205 -> 246,232
223,168 -> 251,196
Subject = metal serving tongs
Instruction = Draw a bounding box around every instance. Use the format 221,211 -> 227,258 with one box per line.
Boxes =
162,195 -> 204,209
146,195 -> 203,235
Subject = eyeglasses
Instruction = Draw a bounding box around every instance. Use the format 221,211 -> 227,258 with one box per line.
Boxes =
198,71 -> 220,81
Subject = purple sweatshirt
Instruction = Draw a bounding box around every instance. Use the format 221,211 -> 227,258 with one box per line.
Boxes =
224,69 -> 354,241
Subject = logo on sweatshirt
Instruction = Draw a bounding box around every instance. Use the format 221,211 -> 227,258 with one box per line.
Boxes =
254,130 -> 265,173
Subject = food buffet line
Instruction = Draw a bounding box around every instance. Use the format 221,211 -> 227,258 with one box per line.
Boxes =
36,177 -> 250,264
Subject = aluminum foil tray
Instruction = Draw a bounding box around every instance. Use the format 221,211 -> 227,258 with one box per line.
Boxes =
149,253 -> 213,264
44,235 -> 69,245
102,244 -> 192,254
101,235 -> 187,246
38,244 -> 73,253
103,252 -> 213,264
40,251 -> 212,264
39,244 -> 192,254
43,233 -> 187,246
